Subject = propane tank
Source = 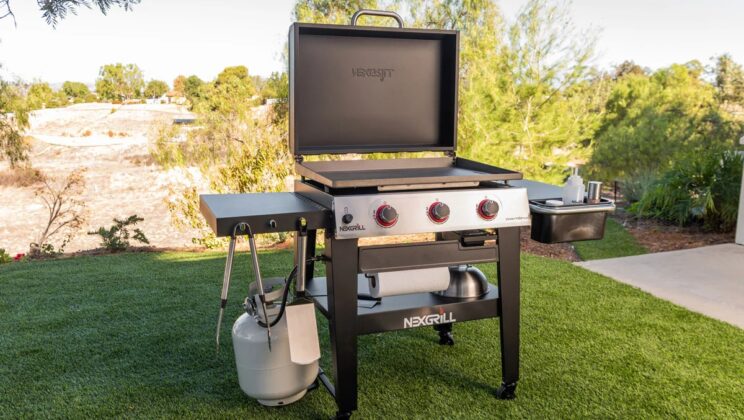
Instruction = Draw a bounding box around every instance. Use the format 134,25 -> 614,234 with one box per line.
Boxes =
232,305 -> 318,406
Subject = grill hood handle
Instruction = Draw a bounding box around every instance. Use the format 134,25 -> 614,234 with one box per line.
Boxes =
351,9 -> 404,28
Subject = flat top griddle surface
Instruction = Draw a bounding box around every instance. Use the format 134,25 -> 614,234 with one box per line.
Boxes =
297,157 -> 522,189
318,166 -> 484,182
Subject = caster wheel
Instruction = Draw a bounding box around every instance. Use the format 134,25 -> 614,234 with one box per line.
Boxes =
495,382 -> 517,400
334,411 -> 352,419
438,331 -> 454,346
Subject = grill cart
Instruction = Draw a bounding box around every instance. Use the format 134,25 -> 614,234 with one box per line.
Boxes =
199,10 -> 612,419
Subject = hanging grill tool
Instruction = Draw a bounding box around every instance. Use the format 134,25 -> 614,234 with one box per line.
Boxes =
215,222 -> 271,351
214,219 -> 321,406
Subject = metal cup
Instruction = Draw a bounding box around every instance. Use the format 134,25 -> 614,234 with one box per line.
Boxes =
587,181 -> 602,204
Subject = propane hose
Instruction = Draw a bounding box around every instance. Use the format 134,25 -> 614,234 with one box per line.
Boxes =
256,265 -> 297,328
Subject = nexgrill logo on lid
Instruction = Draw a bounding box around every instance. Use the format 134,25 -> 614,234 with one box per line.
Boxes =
352,67 -> 394,81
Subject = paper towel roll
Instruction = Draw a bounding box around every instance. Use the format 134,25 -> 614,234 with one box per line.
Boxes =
367,267 -> 450,298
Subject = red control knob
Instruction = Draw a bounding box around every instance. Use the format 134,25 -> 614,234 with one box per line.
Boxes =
477,199 -> 499,220
428,201 -> 450,223
375,204 -> 398,227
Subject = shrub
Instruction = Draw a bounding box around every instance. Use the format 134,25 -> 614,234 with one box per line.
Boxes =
630,149 -> 743,232
28,243 -> 62,257
151,65 -> 292,247
88,215 -> 149,251
30,169 -> 87,258
0,249 -> 11,264
1,79 -> 31,167
589,64 -> 744,182
0,166 -> 46,187
620,171 -> 657,203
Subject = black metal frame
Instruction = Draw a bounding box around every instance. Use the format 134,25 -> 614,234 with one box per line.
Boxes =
301,226 -> 522,417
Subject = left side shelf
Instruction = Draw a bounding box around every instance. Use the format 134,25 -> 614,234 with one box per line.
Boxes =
199,192 -> 332,236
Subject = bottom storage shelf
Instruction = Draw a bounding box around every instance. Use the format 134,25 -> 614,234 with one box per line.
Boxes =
306,275 -> 500,335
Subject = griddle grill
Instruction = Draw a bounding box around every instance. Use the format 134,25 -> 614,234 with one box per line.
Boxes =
296,157 -> 522,190
199,9 -> 611,419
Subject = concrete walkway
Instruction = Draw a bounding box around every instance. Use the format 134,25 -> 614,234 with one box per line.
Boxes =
577,244 -> 744,329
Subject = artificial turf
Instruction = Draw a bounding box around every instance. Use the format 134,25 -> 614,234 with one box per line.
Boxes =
1,250 -> 742,418
573,218 -> 648,261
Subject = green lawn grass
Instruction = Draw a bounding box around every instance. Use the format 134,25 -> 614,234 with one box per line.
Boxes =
573,218 -> 648,260
1,251 -> 742,418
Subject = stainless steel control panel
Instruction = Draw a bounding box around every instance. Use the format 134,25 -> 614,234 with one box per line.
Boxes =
333,187 -> 531,239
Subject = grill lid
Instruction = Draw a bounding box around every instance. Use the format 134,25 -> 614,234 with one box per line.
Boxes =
289,11 -> 459,156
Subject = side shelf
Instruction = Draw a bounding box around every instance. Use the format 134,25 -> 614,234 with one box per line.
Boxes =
199,192 -> 331,236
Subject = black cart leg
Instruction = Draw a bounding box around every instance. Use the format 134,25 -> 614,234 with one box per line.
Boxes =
496,227 -> 520,400
324,235 -> 359,417
434,323 -> 454,345
304,229 -> 317,282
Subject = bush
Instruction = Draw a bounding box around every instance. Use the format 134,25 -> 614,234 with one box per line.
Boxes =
28,243 -> 62,257
620,171 -> 657,203
1,79 -> 31,167
0,166 -> 46,187
0,249 -> 11,264
151,65 -> 291,248
88,215 -> 149,252
30,169 -> 87,258
589,64 -> 744,181
630,149 -> 743,232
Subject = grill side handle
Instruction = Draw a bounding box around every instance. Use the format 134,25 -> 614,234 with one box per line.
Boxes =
351,9 -> 404,28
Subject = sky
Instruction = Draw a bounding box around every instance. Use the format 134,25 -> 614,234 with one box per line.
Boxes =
1,0 -> 743,85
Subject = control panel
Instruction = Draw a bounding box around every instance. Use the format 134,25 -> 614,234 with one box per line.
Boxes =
333,187 -> 531,239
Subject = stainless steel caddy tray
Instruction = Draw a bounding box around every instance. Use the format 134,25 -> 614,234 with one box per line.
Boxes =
529,198 -> 615,244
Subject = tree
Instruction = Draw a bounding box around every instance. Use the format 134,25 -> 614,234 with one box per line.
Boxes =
182,75 -> 204,107
294,0 -> 381,25
589,64 -> 744,181
173,75 -> 186,97
152,65 -> 288,246
261,72 -> 289,124
713,54 -> 744,105
30,169 -> 87,257
0,74 -> 30,167
26,82 -> 67,109
613,60 -> 646,79
449,0 -> 602,183
26,82 -> 54,109
192,66 -> 257,116
95,63 -> 144,101
62,81 -> 91,101
144,80 -> 168,99
0,0 -> 140,27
